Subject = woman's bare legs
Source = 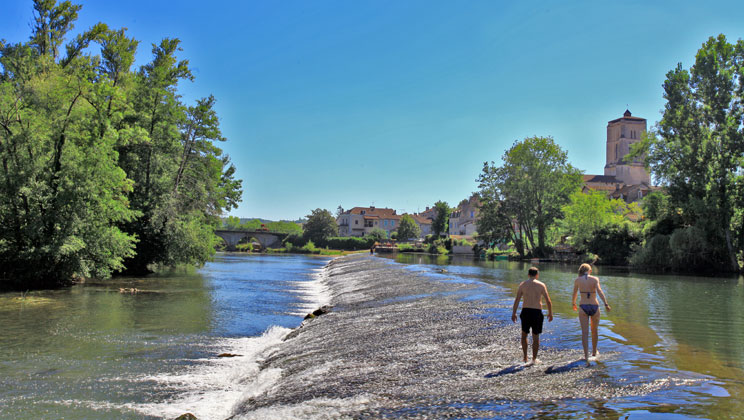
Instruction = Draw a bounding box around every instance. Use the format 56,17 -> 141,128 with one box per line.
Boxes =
578,310 -> 590,365
591,311 -> 601,357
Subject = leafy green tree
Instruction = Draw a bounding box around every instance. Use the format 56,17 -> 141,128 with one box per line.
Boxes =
367,227 -> 388,242
560,190 -> 640,250
632,34 -> 744,271
266,220 -> 302,235
477,136 -> 582,257
397,214 -> 421,241
432,201 -> 450,238
0,0 -> 136,288
0,0 -> 242,288
303,209 -> 338,243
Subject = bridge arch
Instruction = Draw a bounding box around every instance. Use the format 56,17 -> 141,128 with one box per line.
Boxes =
214,230 -> 288,251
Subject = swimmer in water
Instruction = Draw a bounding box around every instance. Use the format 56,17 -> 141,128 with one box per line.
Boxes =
572,263 -> 611,366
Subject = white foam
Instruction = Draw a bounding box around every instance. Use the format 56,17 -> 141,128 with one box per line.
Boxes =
72,326 -> 293,420
289,267 -> 333,316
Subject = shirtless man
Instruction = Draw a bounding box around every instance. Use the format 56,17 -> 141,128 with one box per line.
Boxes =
571,263 -> 611,365
511,267 -> 553,364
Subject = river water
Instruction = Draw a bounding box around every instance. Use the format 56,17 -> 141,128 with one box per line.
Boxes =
1,253 -> 742,419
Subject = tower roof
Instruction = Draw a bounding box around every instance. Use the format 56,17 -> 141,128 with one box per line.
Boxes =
624,109 -> 632,117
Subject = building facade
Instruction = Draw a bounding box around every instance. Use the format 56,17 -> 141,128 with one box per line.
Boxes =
448,195 -> 480,236
584,110 -> 656,203
337,206 -> 400,238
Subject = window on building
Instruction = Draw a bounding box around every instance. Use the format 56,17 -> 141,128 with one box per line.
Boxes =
364,220 -> 373,227
638,190 -> 643,199
470,211 -> 475,218
361,210 -> 365,215
354,220 -> 358,225
391,221 -> 395,227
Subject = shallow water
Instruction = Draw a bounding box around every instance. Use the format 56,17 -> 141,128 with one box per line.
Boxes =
0,253 -> 331,419
387,254 -> 744,419
2,253 -> 742,419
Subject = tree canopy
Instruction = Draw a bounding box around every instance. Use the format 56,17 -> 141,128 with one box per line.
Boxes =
431,201 -> 450,238
560,190 -> 641,251
303,208 -> 338,243
397,214 -> 421,241
477,136 -> 582,257
0,0 -> 241,288
633,34 -> 744,272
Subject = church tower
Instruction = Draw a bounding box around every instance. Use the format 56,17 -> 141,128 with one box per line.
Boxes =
604,109 -> 650,185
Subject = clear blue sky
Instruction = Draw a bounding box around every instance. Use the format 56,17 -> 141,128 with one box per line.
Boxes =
3,0 -> 744,220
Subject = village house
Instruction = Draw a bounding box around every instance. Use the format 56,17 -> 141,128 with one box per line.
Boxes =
337,206 -> 399,238
337,206 -> 432,239
448,194 -> 480,236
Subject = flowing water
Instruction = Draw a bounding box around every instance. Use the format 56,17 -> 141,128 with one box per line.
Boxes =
1,253 -> 742,419
0,254 -> 332,419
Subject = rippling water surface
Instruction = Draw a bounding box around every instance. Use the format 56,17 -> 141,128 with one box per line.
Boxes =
0,253 -> 331,419
386,254 -> 744,419
2,253 -> 743,419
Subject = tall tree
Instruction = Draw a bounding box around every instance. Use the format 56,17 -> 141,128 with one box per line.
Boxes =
0,0 -> 242,287
303,209 -> 338,243
477,136 -> 582,257
397,214 -> 421,241
634,34 -> 744,271
0,1 -> 136,288
432,200 -> 450,238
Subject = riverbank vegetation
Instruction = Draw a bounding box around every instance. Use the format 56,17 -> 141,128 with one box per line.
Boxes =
475,36 -> 744,273
0,1 -> 241,289
222,216 -> 302,235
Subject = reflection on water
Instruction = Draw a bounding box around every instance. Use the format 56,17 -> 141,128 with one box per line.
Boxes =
0,253 -> 330,419
388,253 -> 744,419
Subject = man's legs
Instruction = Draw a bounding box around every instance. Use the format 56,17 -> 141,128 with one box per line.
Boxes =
521,331 -> 529,362
531,333 -> 540,362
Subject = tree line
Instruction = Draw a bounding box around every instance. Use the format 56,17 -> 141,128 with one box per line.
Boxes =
477,35 -> 744,273
0,0 -> 242,289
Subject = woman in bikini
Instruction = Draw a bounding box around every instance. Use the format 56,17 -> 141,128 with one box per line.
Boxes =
572,263 -> 611,365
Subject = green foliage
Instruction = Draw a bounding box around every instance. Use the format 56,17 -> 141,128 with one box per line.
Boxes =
302,208 -> 338,243
397,214 -> 421,241
587,224 -> 642,266
432,201 -> 450,238
285,235 -> 374,251
631,34 -> 744,272
367,227 -> 388,242
0,0 -> 242,288
560,190 -> 640,251
478,136 -> 583,257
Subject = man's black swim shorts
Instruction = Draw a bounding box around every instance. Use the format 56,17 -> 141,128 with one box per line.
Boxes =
519,308 -> 544,334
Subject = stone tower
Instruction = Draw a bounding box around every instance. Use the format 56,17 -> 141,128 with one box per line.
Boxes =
604,110 -> 650,185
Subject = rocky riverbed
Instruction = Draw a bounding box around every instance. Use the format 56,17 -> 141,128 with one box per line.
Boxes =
230,255 -> 706,419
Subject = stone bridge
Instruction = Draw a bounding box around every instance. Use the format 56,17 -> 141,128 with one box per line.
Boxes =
214,230 -> 289,251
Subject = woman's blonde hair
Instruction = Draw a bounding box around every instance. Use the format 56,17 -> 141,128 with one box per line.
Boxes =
578,263 -> 591,276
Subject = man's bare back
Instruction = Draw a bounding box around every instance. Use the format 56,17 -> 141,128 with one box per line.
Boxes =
518,278 -> 549,309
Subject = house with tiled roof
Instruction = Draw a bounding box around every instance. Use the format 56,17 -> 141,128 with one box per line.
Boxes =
336,206 -> 434,239
337,206 -> 401,238
409,213 -> 433,237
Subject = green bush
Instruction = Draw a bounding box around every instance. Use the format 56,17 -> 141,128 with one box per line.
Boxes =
587,224 -> 641,266
630,234 -> 672,270
317,237 -> 375,250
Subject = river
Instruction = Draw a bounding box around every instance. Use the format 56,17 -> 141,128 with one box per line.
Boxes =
1,253 -> 742,419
